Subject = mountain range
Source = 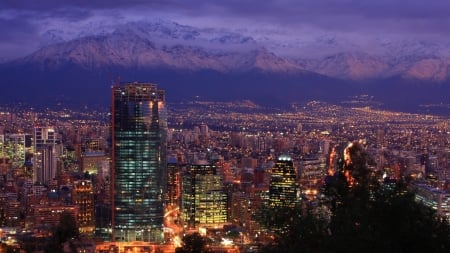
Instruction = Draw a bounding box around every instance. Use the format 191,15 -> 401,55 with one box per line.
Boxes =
1,20 -> 450,114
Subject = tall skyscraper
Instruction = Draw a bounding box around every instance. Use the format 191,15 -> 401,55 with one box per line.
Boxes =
111,83 -> 167,242
269,154 -> 300,208
33,127 -> 58,184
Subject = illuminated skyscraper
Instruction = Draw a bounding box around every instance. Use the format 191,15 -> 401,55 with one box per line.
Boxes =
0,134 -> 31,169
269,155 -> 300,208
167,157 -> 181,206
111,83 -> 167,242
181,161 -> 228,228
73,180 -> 95,235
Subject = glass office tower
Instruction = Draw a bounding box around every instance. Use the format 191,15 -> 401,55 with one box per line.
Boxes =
269,154 -> 300,208
181,161 -> 228,228
111,83 -> 167,242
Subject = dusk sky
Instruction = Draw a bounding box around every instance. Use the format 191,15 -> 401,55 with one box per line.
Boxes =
1,0 -> 450,60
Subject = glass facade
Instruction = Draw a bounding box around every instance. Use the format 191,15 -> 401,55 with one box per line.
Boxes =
269,155 -> 300,208
414,184 -> 450,220
112,83 -> 167,242
182,163 -> 228,228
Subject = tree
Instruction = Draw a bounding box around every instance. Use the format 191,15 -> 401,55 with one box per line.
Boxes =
258,205 -> 329,253
54,212 -> 79,243
175,232 -> 211,253
44,212 -> 79,253
259,141 -> 450,252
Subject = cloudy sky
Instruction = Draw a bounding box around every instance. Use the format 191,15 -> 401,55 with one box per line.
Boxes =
1,0 -> 450,60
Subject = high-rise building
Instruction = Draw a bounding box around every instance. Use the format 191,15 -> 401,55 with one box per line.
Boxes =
111,83 -> 167,242
0,134 -> 31,169
73,180 -> 95,235
269,154 -> 300,208
181,161 -> 228,228
414,183 -> 450,220
167,157 -> 181,206
298,156 -> 327,200
33,127 -> 58,184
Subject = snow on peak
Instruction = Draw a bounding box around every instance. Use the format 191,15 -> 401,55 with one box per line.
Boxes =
10,19 -> 450,82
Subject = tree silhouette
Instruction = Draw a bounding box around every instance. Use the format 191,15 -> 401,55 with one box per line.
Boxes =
44,212 -> 79,253
258,205 -> 329,253
175,232 -> 212,253
259,141 -> 450,253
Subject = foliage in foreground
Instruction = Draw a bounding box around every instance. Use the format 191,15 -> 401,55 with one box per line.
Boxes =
259,142 -> 450,253
175,232 -> 212,253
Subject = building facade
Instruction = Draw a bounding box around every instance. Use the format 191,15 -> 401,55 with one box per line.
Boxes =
111,83 -> 167,242
181,161 -> 228,228
414,183 -> 450,220
167,157 -> 181,207
298,156 -> 327,200
33,127 -> 58,184
269,154 -> 300,208
73,180 -> 95,235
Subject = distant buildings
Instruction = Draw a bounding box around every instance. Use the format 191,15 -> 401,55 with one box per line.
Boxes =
414,183 -> 450,220
82,151 -> 110,196
0,133 -> 31,169
2,86 -> 450,251
111,83 -> 167,242
298,156 -> 327,200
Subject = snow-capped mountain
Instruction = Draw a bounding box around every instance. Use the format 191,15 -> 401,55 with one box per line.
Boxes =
298,52 -> 390,80
2,19 -> 450,114
298,52 -> 450,81
12,19 -> 450,82
14,22 -> 304,74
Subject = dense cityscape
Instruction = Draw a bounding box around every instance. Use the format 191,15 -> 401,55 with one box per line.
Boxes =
0,83 -> 448,252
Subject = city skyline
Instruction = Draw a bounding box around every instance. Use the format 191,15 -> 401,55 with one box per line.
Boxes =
0,3 -> 450,251
0,84 -> 449,251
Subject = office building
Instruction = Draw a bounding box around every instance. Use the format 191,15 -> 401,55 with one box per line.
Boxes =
73,180 -> 95,234
167,157 -> 181,206
33,127 -> 58,184
414,183 -> 450,220
269,155 -> 300,208
181,161 -> 228,228
298,156 -> 327,200
111,83 -> 167,242
0,134 -> 31,169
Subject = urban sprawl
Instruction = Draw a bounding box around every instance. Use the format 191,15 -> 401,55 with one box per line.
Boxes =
0,83 -> 449,252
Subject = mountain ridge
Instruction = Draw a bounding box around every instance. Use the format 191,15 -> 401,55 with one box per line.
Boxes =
1,20 -> 450,114
7,20 -> 450,81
